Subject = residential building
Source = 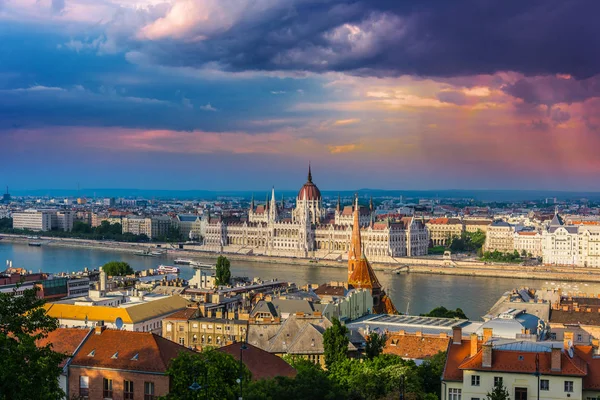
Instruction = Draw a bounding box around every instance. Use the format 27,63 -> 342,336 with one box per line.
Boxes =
174,214 -> 203,240
162,307 -> 248,349
513,229 -> 543,257
384,330 -> 450,365
12,209 -> 55,231
426,218 -> 464,246
541,212 -> 600,267
122,215 -> 172,239
443,328 -> 600,400
247,314 -> 357,367
68,324 -> 194,400
44,293 -> 191,333
463,218 -> 492,234
484,220 -> 515,253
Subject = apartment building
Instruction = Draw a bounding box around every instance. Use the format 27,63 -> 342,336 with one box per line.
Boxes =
12,209 -> 74,232
121,215 -> 172,239
484,220 -> 515,253
426,218 -> 464,246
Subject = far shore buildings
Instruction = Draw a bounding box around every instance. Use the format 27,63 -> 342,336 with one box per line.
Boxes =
12,209 -> 74,232
203,167 -> 429,261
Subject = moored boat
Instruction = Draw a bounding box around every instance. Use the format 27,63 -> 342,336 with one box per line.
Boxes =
157,265 -> 180,274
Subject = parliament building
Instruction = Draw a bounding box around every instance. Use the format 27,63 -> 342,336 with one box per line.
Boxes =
203,167 -> 428,262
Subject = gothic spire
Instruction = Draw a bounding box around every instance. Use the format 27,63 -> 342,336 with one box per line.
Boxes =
307,162 -> 312,183
250,193 -> 254,210
349,195 -> 362,260
336,193 -> 341,212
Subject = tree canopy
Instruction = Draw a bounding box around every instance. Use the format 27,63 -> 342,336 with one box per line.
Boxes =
101,261 -> 134,276
164,349 -> 250,400
0,286 -> 65,400
365,331 -> 387,360
487,381 -> 510,400
323,318 -> 349,370
421,306 -> 468,319
215,256 -> 231,286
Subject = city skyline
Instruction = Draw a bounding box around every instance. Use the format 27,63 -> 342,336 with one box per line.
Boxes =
2,1 -> 600,190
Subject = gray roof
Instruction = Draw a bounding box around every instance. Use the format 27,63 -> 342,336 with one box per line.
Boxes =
178,215 -> 200,222
267,315 -> 331,353
491,220 -> 512,227
271,298 -> 316,315
346,314 -> 482,336
550,213 -> 564,227
250,301 -> 279,318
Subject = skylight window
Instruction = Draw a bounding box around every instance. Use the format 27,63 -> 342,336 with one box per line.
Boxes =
131,353 -> 139,361
111,352 -> 118,359
87,350 -> 95,357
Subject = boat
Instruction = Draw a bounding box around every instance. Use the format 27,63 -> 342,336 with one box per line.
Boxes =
28,242 -> 42,247
193,263 -> 216,270
157,265 -> 180,274
150,250 -> 166,256
135,250 -> 156,257
174,258 -> 193,265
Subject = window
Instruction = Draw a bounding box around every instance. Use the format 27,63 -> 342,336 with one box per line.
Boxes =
179,325 -> 184,332
449,388 -> 462,400
471,375 -> 480,386
144,381 -> 155,400
540,379 -> 549,391
124,380 -> 134,400
494,377 -> 503,387
565,381 -> 574,393
166,324 -> 172,332
103,378 -> 113,399
179,337 -> 185,345
79,376 -> 89,397
577,334 -> 583,342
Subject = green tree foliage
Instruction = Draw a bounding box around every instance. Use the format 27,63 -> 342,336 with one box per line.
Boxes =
0,286 -> 65,400
0,217 -> 12,230
214,256 -> 231,286
365,331 -> 387,360
448,230 -> 486,253
486,382 -> 510,400
101,261 -> 134,276
481,250 -> 522,263
418,351 -> 446,396
323,318 -> 349,370
421,306 -> 467,319
164,349 -> 250,400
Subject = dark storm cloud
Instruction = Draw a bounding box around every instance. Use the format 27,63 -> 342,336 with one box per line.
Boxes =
134,0 -> 600,79
503,75 -> 600,106
436,91 -> 468,106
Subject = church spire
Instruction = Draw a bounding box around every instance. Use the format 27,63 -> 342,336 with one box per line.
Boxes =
336,193 -> 341,212
307,162 -> 312,183
250,193 -> 254,211
349,195 -> 362,261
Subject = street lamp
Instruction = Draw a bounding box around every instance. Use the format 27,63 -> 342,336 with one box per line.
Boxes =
189,359 -> 210,400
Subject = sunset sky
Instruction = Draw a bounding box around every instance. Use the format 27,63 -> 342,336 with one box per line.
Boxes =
2,0 -> 600,191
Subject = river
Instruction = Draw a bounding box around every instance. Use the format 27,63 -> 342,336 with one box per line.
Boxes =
2,242 -> 597,319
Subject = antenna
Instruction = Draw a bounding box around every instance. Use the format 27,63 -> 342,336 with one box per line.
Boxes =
405,301 -> 410,316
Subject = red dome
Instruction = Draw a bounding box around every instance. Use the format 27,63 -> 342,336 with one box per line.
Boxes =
298,165 -> 321,200
298,181 -> 321,200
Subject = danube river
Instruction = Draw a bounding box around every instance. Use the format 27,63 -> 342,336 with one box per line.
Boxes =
2,242 -> 597,319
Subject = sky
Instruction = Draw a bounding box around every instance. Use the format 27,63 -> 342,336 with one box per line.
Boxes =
1,0 -> 600,192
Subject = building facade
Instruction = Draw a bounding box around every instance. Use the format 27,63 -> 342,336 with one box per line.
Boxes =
542,213 -> 600,267
203,167 -> 429,261
484,220 -> 515,253
426,218 -> 464,247
12,209 -> 73,232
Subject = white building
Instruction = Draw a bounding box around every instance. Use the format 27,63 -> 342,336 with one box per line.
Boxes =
203,167 -> 429,261
12,209 -> 73,232
513,229 -> 543,257
542,213 -> 600,267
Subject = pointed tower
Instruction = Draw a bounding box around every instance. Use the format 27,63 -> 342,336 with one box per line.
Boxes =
308,162 -> 313,183
250,194 -> 255,211
281,193 -> 284,211
347,195 -> 397,314
337,193 -> 341,213
269,187 -> 278,222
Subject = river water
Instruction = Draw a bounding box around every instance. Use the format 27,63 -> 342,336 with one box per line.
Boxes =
2,242 -> 597,319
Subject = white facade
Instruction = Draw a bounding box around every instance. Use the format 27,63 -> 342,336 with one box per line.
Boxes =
13,209 -> 59,231
513,230 -> 543,257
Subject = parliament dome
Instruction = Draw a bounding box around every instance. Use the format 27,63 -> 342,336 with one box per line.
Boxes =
298,165 -> 321,200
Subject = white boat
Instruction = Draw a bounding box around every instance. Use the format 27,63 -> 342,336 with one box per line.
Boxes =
150,250 -> 166,256
157,265 -> 180,274
174,258 -> 193,265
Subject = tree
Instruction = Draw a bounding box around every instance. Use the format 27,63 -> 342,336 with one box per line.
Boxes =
421,306 -> 467,319
0,285 -> 65,399
214,256 -> 231,286
72,221 -> 92,234
417,351 -> 446,397
165,349 -> 250,400
365,331 -> 387,360
487,382 -> 510,400
101,261 -> 134,276
322,318 -> 349,370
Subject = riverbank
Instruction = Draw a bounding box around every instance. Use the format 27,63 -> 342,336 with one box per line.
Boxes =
2,233 -> 599,283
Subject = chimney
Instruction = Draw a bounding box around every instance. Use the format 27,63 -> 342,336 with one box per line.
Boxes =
452,326 -> 462,345
564,331 -> 574,347
470,333 -> 478,357
551,347 -> 562,371
483,327 -> 493,343
415,331 -> 422,337
593,339 -> 600,356
95,321 -> 106,335
482,343 -> 493,368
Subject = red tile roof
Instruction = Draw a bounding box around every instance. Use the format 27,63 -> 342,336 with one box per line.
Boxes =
443,340 -> 473,382
37,328 -> 91,368
163,308 -> 199,321
575,346 -> 600,390
70,328 -> 194,373
384,334 -> 449,360
218,342 -> 297,380
459,348 -> 587,377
